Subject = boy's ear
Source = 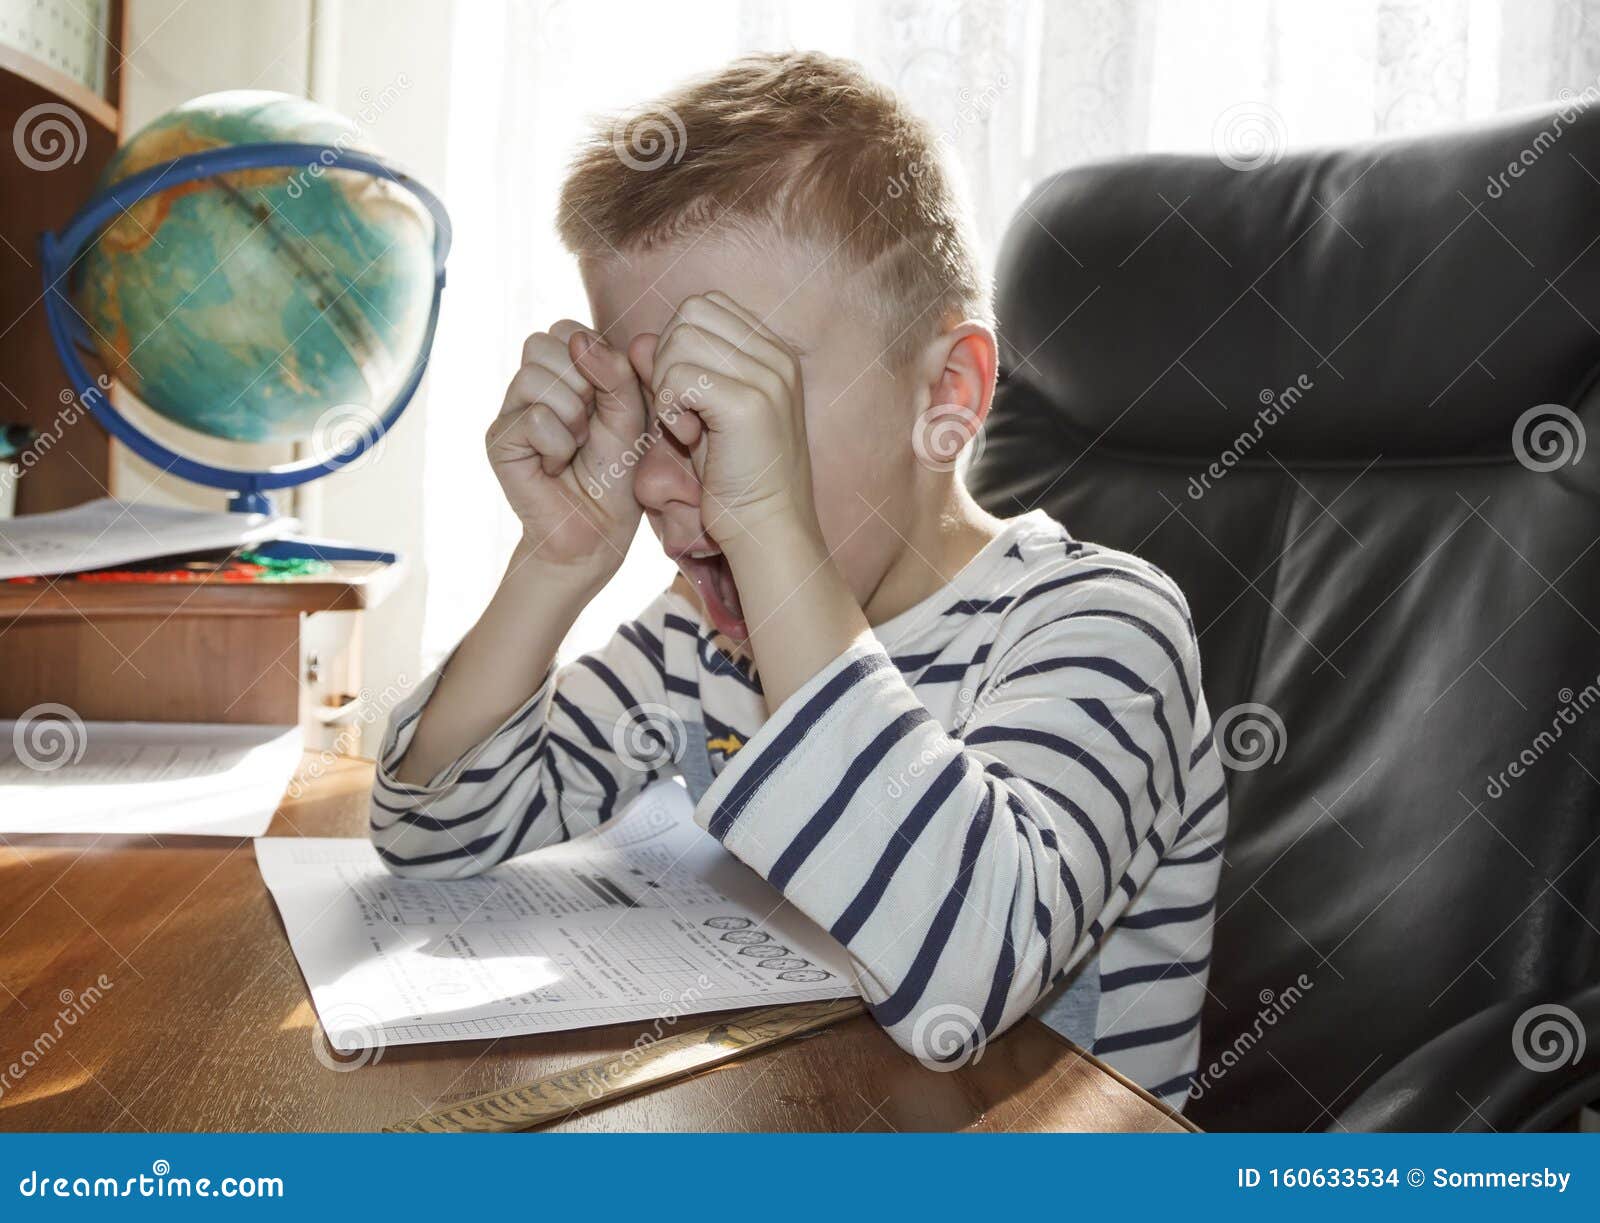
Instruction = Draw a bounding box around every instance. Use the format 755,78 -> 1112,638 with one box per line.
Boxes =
912,322 -> 998,468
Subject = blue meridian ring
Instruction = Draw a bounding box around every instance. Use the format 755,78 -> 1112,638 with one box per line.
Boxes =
40,142 -> 452,508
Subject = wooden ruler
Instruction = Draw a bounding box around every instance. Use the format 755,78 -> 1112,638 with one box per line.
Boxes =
385,997 -> 865,1133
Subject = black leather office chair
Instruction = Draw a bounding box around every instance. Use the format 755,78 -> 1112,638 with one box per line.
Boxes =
969,104 -> 1600,1131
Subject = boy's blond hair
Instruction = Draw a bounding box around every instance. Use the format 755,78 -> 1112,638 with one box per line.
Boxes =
557,51 -> 989,371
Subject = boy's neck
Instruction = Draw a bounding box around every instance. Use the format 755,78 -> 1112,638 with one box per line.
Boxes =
860,486 -> 1008,628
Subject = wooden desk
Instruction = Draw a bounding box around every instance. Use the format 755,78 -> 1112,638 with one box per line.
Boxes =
0,756 -> 1193,1133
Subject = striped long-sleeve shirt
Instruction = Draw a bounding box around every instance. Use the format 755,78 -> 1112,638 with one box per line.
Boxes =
371,511 -> 1228,1108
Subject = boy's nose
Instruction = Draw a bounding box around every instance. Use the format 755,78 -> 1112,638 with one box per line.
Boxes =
633,424 -> 703,522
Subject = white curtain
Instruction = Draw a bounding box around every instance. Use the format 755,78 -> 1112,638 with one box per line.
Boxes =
420,0 -> 1600,668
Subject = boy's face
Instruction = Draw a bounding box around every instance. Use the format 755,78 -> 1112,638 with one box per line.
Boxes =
585,231 -> 920,636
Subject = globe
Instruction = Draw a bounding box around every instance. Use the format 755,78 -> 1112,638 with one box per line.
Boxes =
73,91 -> 438,445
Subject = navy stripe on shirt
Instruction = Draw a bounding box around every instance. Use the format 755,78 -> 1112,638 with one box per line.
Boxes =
705,651 -> 891,840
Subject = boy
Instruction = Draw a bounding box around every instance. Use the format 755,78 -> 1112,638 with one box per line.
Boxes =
371,52 -> 1227,1109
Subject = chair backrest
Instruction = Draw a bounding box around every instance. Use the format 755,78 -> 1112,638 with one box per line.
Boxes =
969,104 -> 1600,1131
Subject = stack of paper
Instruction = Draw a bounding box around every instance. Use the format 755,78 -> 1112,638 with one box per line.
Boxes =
0,497 -> 298,579
0,721 -> 303,837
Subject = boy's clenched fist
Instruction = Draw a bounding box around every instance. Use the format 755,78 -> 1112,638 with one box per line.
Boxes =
642,291 -> 816,549
486,320 -> 649,571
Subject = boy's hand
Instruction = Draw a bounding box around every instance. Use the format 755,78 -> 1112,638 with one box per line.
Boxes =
643,292 -> 818,549
487,321 -> 649,573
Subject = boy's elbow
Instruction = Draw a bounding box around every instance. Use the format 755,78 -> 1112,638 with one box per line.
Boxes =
369,814 -> 497,881
870,980 -> 1030,1068
861,932 -> 1053,1066
375,845 -> 495,881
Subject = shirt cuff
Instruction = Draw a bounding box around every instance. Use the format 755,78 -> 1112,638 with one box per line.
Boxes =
373,656 -> 555,799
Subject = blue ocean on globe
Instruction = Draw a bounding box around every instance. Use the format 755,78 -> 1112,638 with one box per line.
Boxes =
76,90 -> 436,444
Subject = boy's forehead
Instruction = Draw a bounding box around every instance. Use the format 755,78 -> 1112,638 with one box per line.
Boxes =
584,231 -> 842,348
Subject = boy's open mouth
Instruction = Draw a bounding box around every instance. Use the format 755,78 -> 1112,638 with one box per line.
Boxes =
677,549 -> 748,643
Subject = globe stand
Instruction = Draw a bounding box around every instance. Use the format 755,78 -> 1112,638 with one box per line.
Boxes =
40,141 -> 452,565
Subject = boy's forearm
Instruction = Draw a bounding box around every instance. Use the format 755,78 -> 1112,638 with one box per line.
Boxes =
390,540 -> 612,786
723,516 -> 871,714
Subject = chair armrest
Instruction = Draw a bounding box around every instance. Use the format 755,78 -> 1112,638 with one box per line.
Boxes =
1334,982 -> 1600,1132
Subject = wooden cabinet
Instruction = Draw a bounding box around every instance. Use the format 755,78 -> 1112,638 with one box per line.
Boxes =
0,8 -> 395,742
0,563 -> 400,733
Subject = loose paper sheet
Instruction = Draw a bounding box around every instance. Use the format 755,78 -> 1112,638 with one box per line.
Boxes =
0,497 -> 296,579
0,721 -> 303,836
255,780 -> 859,1048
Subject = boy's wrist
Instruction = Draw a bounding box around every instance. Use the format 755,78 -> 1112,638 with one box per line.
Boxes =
506,533 -> 619,596
721,504 -> 870,713
719,501 -> 826,579
721,509 -> 850,631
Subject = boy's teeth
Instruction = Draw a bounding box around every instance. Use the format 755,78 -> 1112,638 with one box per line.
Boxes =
687,548 -> 721,559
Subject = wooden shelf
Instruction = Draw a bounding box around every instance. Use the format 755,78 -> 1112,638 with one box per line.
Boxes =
0,42 -> 118,133
0,560 -> 401,725
0,561 -> 404,619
